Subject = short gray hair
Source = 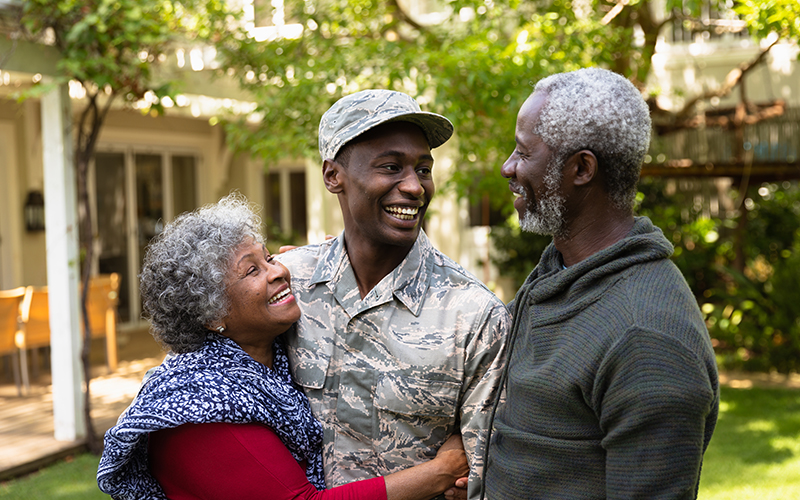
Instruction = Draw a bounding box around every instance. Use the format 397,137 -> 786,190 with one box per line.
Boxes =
139,193 -> 264,353
533,68 -> 651,210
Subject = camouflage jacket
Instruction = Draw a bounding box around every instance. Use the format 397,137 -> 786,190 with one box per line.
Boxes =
277,230 -> 509,500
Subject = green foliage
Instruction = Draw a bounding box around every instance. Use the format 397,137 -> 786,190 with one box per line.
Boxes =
20,0 -> 231,102
216,0 -> 798,211
491,177 -> 800,373
487,217 -> 552,290
735,0 -> 800,40
637,179 -> 800,373
14,0 -> 239,453
216,0 -> 613,172
702,183 -> 800,373
636,177 -> 737,295
17,1 -> 797,373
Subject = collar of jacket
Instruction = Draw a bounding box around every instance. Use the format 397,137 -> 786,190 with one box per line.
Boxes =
308,229 -> 434,317
514,216 -> 674,308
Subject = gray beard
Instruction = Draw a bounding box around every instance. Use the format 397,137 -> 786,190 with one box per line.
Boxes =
519,159 -> 567,237
519,195 -> 565,236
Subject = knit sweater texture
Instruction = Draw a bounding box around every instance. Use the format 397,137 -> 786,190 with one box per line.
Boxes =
484,216 -> 719,500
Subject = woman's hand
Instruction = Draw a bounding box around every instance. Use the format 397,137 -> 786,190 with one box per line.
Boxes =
383,432 -> 470,500
436,433 -> 469,500
434,433 -> 469,480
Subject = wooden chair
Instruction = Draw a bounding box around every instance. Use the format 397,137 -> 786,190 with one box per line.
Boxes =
18,273 -> 121,392
18,285 -> 52,392
0,287 -> 26,396
84,273 -> 120,372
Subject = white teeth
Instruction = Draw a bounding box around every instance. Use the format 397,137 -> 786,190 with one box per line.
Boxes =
268,288 -> 290,304
385,206 -> 419,220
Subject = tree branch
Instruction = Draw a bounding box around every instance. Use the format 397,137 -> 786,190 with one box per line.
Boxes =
387,0 -> 425,32
655,13 -> 677,33
601,0 -> 630,26
675,37 -> 781,120
628,1 -> 663,88
654,100 -> 785,134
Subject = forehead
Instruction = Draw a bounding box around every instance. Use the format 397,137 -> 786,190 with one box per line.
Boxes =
232,237 -> 263,258
517,92 -> 547,131
348,121 -> 431,154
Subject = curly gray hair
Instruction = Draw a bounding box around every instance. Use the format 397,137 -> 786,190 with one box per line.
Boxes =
532,67 -> 652,211
139,193 -> 265,353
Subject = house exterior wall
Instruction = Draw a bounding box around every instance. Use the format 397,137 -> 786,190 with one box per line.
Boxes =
0,98 -> 48,289
0,81 -> 491,324
650,40 -> 800,112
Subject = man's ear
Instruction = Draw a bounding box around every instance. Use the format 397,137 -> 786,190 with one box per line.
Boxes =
322,159 -> 344,194
571,150 -> 598,186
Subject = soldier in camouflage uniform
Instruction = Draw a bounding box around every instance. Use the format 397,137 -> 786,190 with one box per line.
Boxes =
277,90 -> 510,500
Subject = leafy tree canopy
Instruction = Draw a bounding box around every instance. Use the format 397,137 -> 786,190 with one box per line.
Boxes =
19,0 -> 229,101
215,0 -> 800,210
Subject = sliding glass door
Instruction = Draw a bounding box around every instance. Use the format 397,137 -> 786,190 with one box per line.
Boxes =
92,150 -> 198,324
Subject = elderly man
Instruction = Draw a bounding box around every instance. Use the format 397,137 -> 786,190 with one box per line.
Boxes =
483,68 -> 719,499
278,90 -> 509,500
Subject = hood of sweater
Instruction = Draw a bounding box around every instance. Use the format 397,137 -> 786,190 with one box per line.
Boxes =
513,216 -> 674,311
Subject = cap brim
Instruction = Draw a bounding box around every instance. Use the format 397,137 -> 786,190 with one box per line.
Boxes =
383,112 -> 454,150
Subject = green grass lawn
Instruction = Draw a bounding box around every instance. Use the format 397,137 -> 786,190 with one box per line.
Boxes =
0,453 -> 106,499
698,385 -> 800,500
1,385 -> 798,499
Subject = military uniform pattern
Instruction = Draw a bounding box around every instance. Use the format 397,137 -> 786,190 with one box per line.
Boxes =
277,231 -> 509,500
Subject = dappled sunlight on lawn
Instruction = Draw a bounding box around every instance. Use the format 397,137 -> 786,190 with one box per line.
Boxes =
52,482 -> 102,497
698,386 -> 800,500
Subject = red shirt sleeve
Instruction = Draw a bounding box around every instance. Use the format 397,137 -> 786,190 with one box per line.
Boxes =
148,422 -> 387,500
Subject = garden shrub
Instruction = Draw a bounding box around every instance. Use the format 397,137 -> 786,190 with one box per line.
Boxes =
490,177 -> 800,373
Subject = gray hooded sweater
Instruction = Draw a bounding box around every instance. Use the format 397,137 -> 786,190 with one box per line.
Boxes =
484,216 -> 719,500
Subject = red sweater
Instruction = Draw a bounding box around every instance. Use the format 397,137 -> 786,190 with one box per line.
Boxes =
149,422 -> 387,500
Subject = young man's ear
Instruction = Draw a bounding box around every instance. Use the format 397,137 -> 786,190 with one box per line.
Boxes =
571,149 -> 598,186
322,159 -> 345,194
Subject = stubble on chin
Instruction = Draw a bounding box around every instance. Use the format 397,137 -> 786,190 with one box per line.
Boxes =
519,164 -> 567,237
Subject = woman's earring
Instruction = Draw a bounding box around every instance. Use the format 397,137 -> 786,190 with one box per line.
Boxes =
216,326 -> 225,333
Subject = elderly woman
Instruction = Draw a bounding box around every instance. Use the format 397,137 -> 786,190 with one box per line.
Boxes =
97,194 -> 468,500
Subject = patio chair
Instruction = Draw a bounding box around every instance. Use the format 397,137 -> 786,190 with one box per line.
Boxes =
0,287 -> 25,396
18,273 -> 121,393
18,285 -> 51,393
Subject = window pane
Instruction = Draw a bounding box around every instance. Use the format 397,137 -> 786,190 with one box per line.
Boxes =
172,155 -> 197,217
135,153 -> 164,253
94,152 -> 131,321
264,171 -> 282,230
290,172 -> 307,241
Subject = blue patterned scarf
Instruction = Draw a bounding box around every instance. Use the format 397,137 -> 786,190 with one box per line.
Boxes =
97,333 -> 325,499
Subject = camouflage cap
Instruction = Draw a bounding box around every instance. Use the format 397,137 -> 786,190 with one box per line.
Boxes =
318,89 -> 454,161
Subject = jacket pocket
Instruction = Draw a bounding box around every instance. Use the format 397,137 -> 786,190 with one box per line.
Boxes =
292,360 -> 327,390
374,373 -> 459,418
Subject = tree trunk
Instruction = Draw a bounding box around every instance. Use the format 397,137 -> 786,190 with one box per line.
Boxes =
733,197 -> 748,274
75,91 -> 115,455
76,148 -> 102,454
